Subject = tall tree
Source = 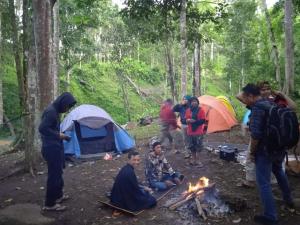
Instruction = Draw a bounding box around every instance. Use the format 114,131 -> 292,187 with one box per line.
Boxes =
284,0 -> 294,95
8,0 -> 26,110
32,0 -> 57,111
180,0 -> 187,96
0,3 -> 3,126
23,0 -> 40,173
261,0 -> 281,88
193,41 -> 201,96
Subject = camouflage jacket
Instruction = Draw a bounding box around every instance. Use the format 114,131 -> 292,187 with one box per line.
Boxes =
145,152 -> 175,182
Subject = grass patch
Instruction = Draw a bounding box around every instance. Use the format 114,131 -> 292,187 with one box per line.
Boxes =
127,123 -> 160,141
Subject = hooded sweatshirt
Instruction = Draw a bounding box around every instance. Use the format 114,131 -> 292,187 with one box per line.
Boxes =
39,92 -> 76,149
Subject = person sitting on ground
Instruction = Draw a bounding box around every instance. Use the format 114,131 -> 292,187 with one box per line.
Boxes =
110,151 -> 156,212
185,96 -> 206,167
159,99 -> 178,153
145,138 -> 183,191
173,95 -> 192,158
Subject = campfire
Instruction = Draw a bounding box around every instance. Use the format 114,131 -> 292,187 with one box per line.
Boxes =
167,177 -> 230,220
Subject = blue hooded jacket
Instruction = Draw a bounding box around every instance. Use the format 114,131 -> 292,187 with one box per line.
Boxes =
39,92 -> 76,150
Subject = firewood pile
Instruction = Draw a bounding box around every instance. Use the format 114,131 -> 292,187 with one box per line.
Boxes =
166,177 -> 216,220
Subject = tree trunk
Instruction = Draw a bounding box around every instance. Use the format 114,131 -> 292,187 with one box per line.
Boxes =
165,45 -> 177,102
52,0 -> 59,98
283,0 -> 294,95
23,0 -> 40,173
193,41 -> 201,96
180,0 -> 187,96
117,70 -> 131,122
241,38 -> 245,88
0,6 -> 3,125
261,0 -> 281,88
33,0 -> 55,111
9,0 -> 26,110
3,114 -> 16,138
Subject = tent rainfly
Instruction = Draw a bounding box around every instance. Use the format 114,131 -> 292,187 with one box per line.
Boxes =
60,104 -> 135,158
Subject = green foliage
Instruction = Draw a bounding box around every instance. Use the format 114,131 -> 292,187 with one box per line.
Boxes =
117,58 -> 163,85
65,61 -> 161,124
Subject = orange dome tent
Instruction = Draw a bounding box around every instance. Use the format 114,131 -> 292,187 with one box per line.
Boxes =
198,95 -> 238,133
216,95 -> 236,116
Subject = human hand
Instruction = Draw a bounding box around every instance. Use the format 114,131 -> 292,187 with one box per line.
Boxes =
60,133 -> 71,141
144,187 -> 153,194
165,180 -> 176,187
187,119 -> 195,124
249,153 -> 255,162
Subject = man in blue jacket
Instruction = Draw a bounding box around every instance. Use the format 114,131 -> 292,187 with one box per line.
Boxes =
39,92 -> 76,211
238,84 -> 293,225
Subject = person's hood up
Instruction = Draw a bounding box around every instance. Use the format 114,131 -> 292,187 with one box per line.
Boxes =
53,92 -> 76,113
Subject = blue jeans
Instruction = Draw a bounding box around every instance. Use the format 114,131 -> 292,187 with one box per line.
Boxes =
149,172 -> 181,191
255,151 -> 292,221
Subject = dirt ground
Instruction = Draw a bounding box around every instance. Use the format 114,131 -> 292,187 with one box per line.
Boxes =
0,127 -> 300,225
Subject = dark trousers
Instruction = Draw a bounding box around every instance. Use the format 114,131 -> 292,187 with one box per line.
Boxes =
42,148 -> 64,207
255,151 -> 292,221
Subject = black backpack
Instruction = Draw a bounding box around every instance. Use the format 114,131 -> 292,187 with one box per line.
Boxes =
258,102 -> 299,153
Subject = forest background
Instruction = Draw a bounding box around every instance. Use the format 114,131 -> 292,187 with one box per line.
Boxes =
0,0 -> 300,171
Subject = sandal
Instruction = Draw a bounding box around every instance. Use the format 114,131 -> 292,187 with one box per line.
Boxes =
56,194 -> 70,204
42,203 -> 67,211
112,210 -> 123,217
194,162 -> 204,168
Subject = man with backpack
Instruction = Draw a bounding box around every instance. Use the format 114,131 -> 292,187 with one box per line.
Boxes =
237,81 -> 297,188
238,83 -> 295,225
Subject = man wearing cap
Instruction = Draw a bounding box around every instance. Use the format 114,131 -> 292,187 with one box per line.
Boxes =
145,139 -> 183,191
185,96 -> 206,167
173,95 -> 191,157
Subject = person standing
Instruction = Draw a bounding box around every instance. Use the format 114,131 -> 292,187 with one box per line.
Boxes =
159,99 -> 178,152
173,95 -> 191,158
237,81 -> 297,188
39,92 -> 76,211
238,83 -> 294,225
185,97 -> 206,167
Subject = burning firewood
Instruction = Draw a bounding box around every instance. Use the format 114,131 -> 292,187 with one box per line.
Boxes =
168,177 -> 215,210
169,192 -> 199,210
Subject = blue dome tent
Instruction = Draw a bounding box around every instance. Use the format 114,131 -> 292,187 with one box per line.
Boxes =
60,104 -> 135,158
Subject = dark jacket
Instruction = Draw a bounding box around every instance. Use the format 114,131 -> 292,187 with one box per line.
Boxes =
173,104 -> 189,125
110,164 -> 156,212
39,92 -> 76,150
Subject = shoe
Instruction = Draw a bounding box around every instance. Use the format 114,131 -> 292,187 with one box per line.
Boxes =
254,215 -> 278,225
42,203 -> 67,211
283,201 -> 295,213
194,161 -> 203,168
56,194 -> 70,204
184,153 -> 191,159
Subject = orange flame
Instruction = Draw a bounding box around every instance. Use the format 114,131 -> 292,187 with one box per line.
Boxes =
187,177 -> 209,193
